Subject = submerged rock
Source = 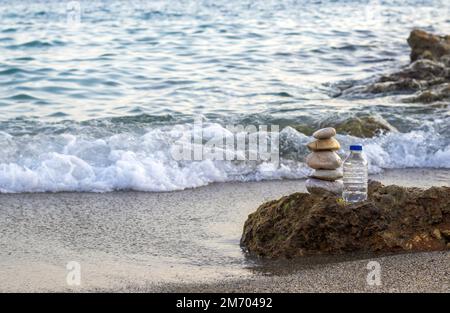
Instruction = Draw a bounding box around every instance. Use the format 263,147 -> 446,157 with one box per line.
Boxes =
293,116 -> 396,138
292,125 -> 315,136
241,181 -> 450,258
333,116 -> 397,138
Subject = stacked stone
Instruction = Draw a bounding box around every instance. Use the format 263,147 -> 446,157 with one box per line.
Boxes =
305,127 -> 343,195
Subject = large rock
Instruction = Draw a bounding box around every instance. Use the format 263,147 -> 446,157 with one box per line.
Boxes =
333,116 -> 397,138
241,181 -> 450,258
407,29 -> 450,62
294,116 -> 396,138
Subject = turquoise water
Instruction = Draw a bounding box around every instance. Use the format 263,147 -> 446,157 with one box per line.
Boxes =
0,0 -> 449,192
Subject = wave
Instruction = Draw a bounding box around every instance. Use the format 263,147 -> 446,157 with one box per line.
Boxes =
5,39 -> 64,49
336,129 -> 450,173
0,122 -> 448,193
0,67 -> 30,76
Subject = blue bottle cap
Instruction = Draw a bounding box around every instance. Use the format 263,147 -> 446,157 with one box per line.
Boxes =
350,144 -> 363,151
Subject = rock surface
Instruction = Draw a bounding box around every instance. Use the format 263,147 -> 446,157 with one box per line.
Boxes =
333,116 -> 397,138
306,151 -> 342,170
241,181 -> 450,258
404,83 -> 450,103
407,29 -> 450,62
294,116 -> 397,138
307,137 -> 340,151
305,178 -> 343,195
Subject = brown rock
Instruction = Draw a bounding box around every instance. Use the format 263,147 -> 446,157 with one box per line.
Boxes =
293,116 -> 397,138
307,138 -> 340,151
407,29 -> 450,62
240,181 -> 450,258
333,116 -> 397,138
306,151 -> 342,170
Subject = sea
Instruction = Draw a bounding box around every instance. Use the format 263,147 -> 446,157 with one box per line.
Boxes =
0,0 -> 449,192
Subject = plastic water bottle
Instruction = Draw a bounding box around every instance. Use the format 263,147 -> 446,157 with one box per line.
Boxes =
343,144 -> 368,203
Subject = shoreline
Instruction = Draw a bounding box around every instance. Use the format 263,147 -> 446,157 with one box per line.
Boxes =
0,168 -> 448,292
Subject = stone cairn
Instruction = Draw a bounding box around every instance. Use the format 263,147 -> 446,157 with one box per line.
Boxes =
305,127 -> 344,195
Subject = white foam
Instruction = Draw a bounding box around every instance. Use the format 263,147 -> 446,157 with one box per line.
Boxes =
336,129 -> 450,173
0,124 -> 448,193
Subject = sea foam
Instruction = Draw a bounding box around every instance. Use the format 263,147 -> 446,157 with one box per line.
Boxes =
0,124 -> 448,193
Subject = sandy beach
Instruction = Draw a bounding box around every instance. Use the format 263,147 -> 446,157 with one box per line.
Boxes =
0,169 -> 448,292
1,0 -> 449,296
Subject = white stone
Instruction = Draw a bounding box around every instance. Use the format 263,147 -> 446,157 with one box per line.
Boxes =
309,169 -> 343,181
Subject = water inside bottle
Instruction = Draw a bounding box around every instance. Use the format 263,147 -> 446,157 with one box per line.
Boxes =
343,145 -> 368,203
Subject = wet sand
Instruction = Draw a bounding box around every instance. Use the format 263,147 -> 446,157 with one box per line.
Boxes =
157,251 -> 450,293
0,169 -> 448,292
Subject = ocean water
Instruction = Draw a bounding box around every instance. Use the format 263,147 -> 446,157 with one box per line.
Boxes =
0,0 -> 449,192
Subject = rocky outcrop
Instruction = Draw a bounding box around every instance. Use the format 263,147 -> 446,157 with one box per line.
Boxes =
376,30 -> 449,102
241,181 -> 450,258
339,29 -> 450,104
407,29 -> 450,62
333,116 -> 397,138
404,82 -> 450,103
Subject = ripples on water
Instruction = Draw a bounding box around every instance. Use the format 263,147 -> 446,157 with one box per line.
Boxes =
0,0 -> 449,192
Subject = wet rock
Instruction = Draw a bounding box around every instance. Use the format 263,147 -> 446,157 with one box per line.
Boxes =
306,151 -> 342,170
293,116 -> 396,138
380,58 -> 449,83
403,83 -> 450,103
310,169 -> 343,181
241,181 -> 450,258
408,29 -> 450,62
366,79 -> 423,94
337,30 -> 450,104
307,137 -> 340,151
306,178 -> 343,195
366,59 -> 450,94
312,127 -> 336,139
333,116 -> 397,138
292,125 -> 315,136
